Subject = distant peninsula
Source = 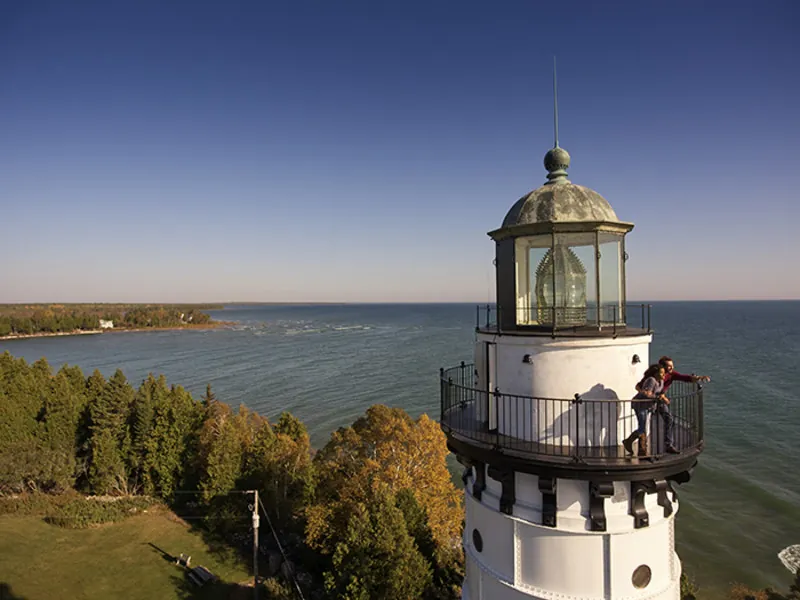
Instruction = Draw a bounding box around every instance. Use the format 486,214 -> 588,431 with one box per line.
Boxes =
0,303 -> 226,339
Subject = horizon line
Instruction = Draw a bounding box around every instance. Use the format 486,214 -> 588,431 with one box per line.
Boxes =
2,299 -> 799,306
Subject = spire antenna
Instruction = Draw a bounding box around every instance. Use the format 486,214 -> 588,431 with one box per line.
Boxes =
544,57 -> 570,184
544,56 -> 569,183
553,56 -> 559,149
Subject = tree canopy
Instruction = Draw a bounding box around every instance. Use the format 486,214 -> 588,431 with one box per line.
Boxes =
0,352 -> 464,599
0,304 -> 217,337
307,405 -> 463,599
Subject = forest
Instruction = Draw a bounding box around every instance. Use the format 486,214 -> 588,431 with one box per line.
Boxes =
0,304 -> 220,337
0,352 -> 463,599
0,351 -> 797,600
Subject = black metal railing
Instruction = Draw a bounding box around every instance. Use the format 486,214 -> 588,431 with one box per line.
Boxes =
440,363 -> 704,464
476,304 -> 652,335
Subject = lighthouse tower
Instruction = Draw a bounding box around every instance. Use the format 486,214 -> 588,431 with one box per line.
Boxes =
439,138 -> 705,597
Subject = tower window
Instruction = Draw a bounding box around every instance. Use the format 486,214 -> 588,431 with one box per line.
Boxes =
511,229 -> 627,329
632,565 -> 651,589
472,529 -> 483,553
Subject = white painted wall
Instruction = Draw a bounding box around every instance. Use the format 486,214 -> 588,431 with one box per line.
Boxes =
459,328 -> 684,600
473,333 -> 651,444
462,473 -> 681,600
474,332 -> 651,400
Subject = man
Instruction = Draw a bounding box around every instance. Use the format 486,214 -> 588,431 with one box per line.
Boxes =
636,356 -> 711,454
658,356 -> 711,392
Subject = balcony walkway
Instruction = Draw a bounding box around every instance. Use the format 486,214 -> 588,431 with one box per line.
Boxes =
440,364 -> 705,471
442,401 -> 699,466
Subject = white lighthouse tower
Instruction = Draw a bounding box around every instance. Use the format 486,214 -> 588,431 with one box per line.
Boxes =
439,103 -> 705,600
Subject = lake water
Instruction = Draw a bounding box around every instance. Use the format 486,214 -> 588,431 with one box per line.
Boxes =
2,301 -> 798,597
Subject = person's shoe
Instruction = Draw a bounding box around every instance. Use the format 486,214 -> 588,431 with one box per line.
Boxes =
637,434 -> 648,457
622,433 -> 637,456
666,445 -> 680,454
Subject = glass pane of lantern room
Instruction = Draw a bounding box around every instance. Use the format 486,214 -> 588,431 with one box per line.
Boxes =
548,233 -> 596,327
515,235 -> 551,325
598,232 -> 623,325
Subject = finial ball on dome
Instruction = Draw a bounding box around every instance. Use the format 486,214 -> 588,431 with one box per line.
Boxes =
544,147 -> 570,173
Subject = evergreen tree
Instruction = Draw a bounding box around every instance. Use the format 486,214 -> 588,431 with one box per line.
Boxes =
396,489 -> 463,600
395,489 -> 437,565
75,370 -> 107,491
58,364 -> 87,404
0,355 -> 37,491
196,404 -> 244,503
31,357 -> 52,382
87,369 -> 134,494
320,485 -> 432,600
129,374 -> 167,493
274,411 -> 307,443
0,385 -> 41,492
89,429 -> 127,494
131,376 -> 156,478
143,384 -> 199,499
37,372 -> 81,491
242,418 -> 314,534
0,355 -> 52,491
202,383 -> 217,409
86,369 -> 107,402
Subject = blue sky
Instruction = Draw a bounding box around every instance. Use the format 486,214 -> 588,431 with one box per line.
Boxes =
2,0 -> 798,302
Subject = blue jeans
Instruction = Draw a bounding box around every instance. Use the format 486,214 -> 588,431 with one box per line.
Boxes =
633,405 -> 650,435
656,402 -> 675,447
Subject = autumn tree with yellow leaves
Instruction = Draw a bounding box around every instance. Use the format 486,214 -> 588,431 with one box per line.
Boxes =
307,405 -> 464,600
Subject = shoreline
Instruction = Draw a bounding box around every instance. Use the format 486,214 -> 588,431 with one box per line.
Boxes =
0,322 -> 232,341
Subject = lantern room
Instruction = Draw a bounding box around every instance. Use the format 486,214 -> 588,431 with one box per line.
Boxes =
489,146 -> 634,332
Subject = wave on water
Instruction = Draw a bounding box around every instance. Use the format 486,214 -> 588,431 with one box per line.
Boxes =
226,320 -> 375,336
779,545 -> 800,574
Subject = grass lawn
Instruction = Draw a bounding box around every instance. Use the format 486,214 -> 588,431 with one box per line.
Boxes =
0,508 -> 254,600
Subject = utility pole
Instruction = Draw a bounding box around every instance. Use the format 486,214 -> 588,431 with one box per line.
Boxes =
252,490 -> 260,600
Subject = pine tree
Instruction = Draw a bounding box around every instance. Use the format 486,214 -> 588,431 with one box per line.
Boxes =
89,429 -> 127,494
37,372 -> 81,491
75,370 -> 107,491
274,411 -> 307,442
87,369 -> 134,494
58,364 -> 87,398
85,369 -> 107,403
0,356 -> 53,491
143,384 -> 200,499
129,374 -> 166,493
131,376 -> 156,467
0,354 -> 39,491
202,383 -> 217,409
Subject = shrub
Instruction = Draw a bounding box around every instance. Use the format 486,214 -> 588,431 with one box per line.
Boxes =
44,496 -> 158,529
261,577 -> 294,600
680,573 -> 699,600
0,491 -> 81,516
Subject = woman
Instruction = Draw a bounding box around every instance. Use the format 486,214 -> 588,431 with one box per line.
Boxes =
623,364 -> 667,457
